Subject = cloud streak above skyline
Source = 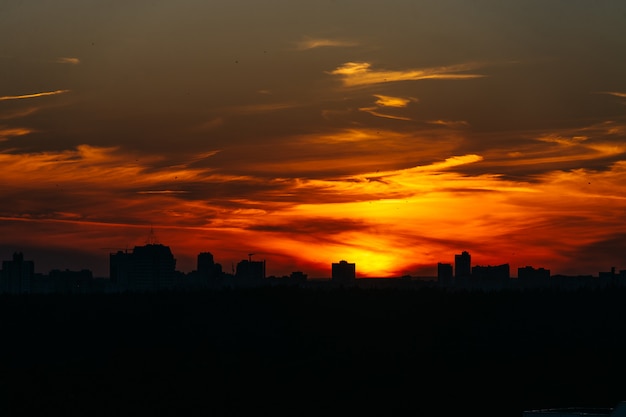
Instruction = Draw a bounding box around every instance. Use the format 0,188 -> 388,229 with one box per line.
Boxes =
1,1 -> 626,278
295,37 -> 359,50
0,90 -> 70,101
329,62 -> 485,87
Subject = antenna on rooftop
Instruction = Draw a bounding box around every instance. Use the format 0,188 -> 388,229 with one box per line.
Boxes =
147,226 -> 159,245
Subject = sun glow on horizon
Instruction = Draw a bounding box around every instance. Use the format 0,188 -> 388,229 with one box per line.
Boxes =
2,139 -> 626,277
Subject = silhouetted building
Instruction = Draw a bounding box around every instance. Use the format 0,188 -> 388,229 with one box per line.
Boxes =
236,259 -> 265,280
289,271 -> 308,283
472,264 -> 510,281
437,262 -> 453,286
197,252 -> 221,279
1,252 -> 34,294
454,251 -> 471,279
518,266 -> 550,280
131,244 -> 176,291
109,244 -> 176,291
198,252 -> 214,276
332,260 -> 356,284
110,250 -> 132,288
48,269 -> 94,294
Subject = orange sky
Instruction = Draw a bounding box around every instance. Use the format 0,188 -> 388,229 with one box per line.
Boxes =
1,1 -> 626,277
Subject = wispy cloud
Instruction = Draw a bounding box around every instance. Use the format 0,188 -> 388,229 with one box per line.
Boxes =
0,90 -> 70,101
193,117 -> 224,132
597,91 -> 626,99
55,57 -> 80,65
0,107 -> 40,120
537,134 -> 589,146
4,137 -> 626,277
329,62 -> 484,87
374,95 -> 415,108
295,37 -> 358,50
137,190 -> 190,195
419,154 -> 484,171
427,120 -> 469,128
472,121 -> 626,174
358,108 -> 412,121
227,102 -> 300,114
0,127 -> 34,142
359,94 -> 416,120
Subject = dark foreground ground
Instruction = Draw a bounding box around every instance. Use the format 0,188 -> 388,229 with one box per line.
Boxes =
2,286 -> 626,416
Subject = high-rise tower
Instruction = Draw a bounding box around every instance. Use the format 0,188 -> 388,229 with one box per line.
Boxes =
454,251 -> 471,279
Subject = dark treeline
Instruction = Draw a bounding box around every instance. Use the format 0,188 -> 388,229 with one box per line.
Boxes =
2,286 -> 626,416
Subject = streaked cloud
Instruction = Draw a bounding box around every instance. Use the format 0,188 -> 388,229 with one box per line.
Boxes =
537,134 -> 589,146
227,102 -> 301,114
598,91 -> 626,99
137,190 -> 190,195
0,90 -> 70,101
0,107 -> 40,120
358,108 -> 412,121
329,62 -> 484,87
419,154 -> 484,171
3,136 -> 626,277
295,37 -> 358,50
427,120 -> 469,128
306,128 -> 401,143
0,127 -> 34,142
374,95 -> 415,108
55,57 -> 80,65
193,117 -> 224,132
464,120 -> 626,176
359,94 -> 416,120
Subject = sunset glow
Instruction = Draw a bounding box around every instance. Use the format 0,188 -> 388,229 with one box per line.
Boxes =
1,1 -> 626,278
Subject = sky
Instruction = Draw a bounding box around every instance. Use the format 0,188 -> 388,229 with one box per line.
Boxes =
1,0 -> 626,278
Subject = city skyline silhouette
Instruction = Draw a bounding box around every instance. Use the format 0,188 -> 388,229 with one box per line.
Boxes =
3,238 -> 625,295
2,2 -> 626,414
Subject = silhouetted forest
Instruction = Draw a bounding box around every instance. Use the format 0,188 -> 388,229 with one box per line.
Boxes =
2,286 -> 626,416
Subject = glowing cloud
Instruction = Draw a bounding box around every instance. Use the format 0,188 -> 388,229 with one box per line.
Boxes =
0,107 -> 40,120
374,95 -> 415,108
427,120 -> 469,128
360,94 -> 416,120
0,127 -> 33,141
295,37 -> 358,50
55,57 -> 80,65
3,137 -> 626,277
537,135 -> 589,146
598,91 -> 626,99
137,190 -> 190,195
329,62 -> 484,87
358,108 -> 412,121
0,90 -> 70,101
